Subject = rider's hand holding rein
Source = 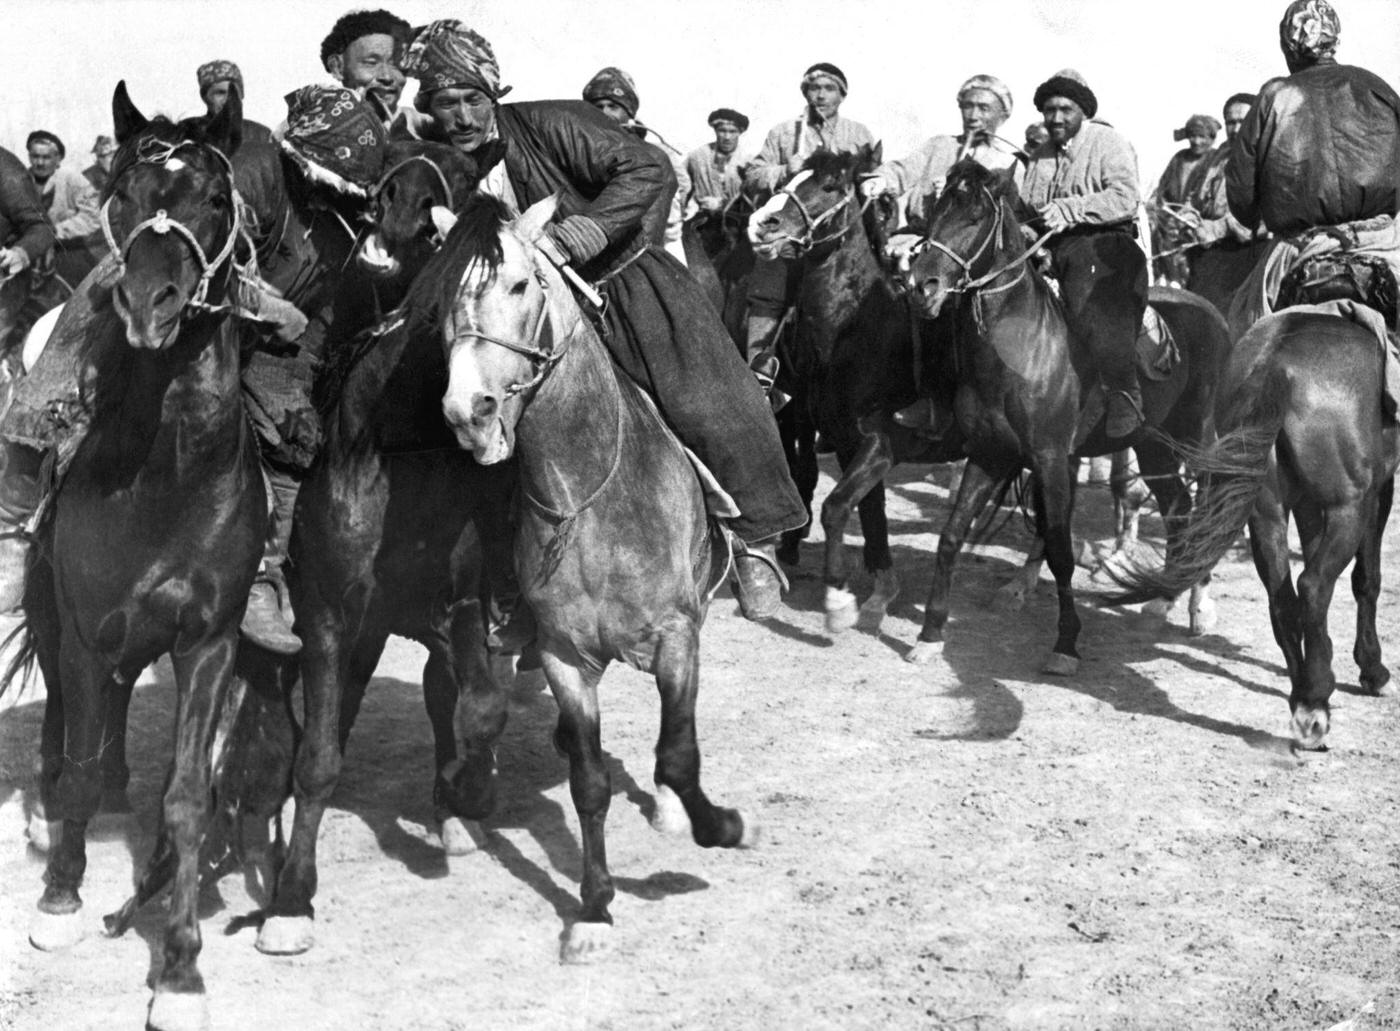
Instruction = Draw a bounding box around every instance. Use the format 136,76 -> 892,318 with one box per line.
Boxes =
0,247 -> 30,278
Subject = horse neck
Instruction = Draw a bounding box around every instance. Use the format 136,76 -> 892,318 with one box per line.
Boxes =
798,194 -> 883,333
514,285 -> 624,510
961,202 -> 1059,340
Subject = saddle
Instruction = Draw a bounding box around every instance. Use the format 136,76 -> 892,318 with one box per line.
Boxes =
1134,304 -> 1179,383
1276,248 -> 1399,328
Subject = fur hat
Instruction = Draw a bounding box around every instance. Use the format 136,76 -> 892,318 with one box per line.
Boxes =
707,108 -> 749,132
1033,68 -> 1097,119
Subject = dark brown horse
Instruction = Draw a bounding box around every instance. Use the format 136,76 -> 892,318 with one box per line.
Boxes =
11,84 -> 262,1031
436,193 -> 754,963
902,160 -> 1228,671
1109,305 -> 1399,748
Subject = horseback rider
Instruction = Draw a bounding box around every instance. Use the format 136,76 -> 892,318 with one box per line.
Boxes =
1021,68 -> 1149,443
742,63 -> 876,383
684,108 -> 751,237
0,145 -> 55,356
399,20 -> 806,619
0,86 -> 387,646
196,60 -> 274,144
320,8 -> 414,129
1149,113 -> 1220,286
859,73 -> 1022,433
1226,0 -> 1400,336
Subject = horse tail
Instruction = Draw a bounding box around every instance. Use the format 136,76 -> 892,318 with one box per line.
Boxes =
1103,365 -> 1287,605
0,616 -> 40,700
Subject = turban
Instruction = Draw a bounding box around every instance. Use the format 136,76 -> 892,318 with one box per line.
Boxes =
1279,0 -> 1339,62
403,20 -> 510,104
281,85 -> 387,197
1033,68 -> 1097,119
91,135 -> 115,155
1173,114 -> 1221,141
1224,92 -> 1257,114
957,75 -> 1013,117
582,67 -> 639,119
801,62 -> 847,96
197,60 -> 243,99
26,130 -> 65,158
708,108 -> 749,132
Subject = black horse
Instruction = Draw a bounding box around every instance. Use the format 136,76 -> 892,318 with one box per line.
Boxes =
900,160 -> 1229,671
11,84 -> 263,1031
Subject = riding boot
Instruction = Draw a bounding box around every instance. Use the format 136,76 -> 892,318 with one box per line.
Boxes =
1104,375 -> 1145,443
732,535 -> 790,621
746,314 -> 791,412
0,442 -> 44,612
241,466 -> 302,656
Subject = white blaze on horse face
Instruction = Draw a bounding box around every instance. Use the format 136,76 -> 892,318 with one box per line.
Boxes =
748,170 -> 813,247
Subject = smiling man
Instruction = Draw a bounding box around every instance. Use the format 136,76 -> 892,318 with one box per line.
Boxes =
320,8 -> 412,121
1021,68 -> 1147,443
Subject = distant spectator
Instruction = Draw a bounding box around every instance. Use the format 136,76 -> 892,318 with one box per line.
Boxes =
196,59 -> 274,143
1150,113 -> 1220,284
82,136 -> 116,194
0,144 -> 55,354
27,130 -> 101,292
684,108 -> 751,224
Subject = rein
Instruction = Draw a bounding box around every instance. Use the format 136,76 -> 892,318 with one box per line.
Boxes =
99,136 -> 250,315
373,154 -> 454,213
774,178 -> 874,254
922,186 -> 1057,296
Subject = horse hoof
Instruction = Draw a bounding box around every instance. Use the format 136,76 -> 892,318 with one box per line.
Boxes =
29,909 -> 86,952
561,921 -> 613,965
650,784 -> 691,836
1042,652 -> 1079,677
823,588 -> 858,634
1188,597 -> 1218,636
1143,598 -> 1173,621
905,640 -> 943,665
1291,707 -> 1330,751
1368,677 -> 1397,699
255,915 -> 315,956
26,814 -> 59,854
736,810 -> 761,849
440,816 -> 489,856
146,989 -> 210,1031
855,601 -> 888,634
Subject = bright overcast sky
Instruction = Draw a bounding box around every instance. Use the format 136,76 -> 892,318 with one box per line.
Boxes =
5,0 -> 1400,188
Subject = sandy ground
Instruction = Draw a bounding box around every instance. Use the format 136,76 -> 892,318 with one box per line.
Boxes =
1,458 -> 1398,1031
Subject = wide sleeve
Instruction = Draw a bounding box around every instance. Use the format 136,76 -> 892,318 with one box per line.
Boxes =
743,123 -> 790,196
1044,129 -> 1140,226
0,150 -> 55,262
53,172 -> 100,240
1226,80 -> 1278,231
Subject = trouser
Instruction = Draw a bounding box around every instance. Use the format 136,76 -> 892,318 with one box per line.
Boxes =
597,247 -> 806,543
1049,230 -> 1149,398
744,253 -> 801,360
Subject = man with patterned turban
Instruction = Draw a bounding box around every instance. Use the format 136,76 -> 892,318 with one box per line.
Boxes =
1149,113 -> 1220,285
1227,0 -> 1400,339
1021,68 -> 1148,442
742,62 -> 876,380
580,67 -> 689,265
401,20 -> 804,619
196,60 -> 274,144
861,74 -> 1021,432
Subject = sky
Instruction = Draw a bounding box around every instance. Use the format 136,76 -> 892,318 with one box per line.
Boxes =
5,0 -> 1400,189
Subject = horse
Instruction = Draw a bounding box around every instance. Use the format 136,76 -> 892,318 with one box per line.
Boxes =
434,192 -> 755,963
9,83 -> 264,1031
900,160 -> 1229,671
1108,304 -> 1400,749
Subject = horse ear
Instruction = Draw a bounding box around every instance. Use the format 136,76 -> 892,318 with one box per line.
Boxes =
866,140 -> 883,172
473,140 -> 507,185
205,85 -> 244,159
112,80 -> 148,144
514,194 -> 560,245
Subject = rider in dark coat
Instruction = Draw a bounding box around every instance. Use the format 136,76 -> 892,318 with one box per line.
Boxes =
400,19 -> 805,618
0,145 -> 56,354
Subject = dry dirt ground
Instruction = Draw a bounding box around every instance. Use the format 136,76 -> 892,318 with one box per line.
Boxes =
1,459 -> 1398,1031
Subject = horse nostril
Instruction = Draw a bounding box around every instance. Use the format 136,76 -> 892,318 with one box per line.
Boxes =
471,394 -> 498,425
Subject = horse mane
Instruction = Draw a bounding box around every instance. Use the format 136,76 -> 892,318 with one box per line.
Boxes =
801,147 -> 877,183
942,159 -> 1019,206
102,115 -> 225,204
405,193 -> 512,335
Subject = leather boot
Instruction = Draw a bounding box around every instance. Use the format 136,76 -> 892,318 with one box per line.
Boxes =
733,538 -> 789,621
893,397 -> 934,430
0,442 -> 44,613
241,467 -> 301,655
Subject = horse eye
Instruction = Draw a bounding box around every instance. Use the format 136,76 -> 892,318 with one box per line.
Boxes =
509,279 -> 529,295
209,194 -> 228,211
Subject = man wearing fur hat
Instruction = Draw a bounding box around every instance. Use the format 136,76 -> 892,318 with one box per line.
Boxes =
742,62 -> 876,379
321,8 -> 412,121
1022,69 -> 1148,442
401,20 -> 804,619
861,74 -> 1021,433
1227,0 -> 1400,338
1149,113 -> 1219,285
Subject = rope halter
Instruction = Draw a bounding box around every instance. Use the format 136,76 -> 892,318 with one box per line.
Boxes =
99,135 -> 247,315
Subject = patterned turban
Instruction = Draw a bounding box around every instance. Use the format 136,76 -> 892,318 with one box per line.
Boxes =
708,108 -> 749,132
957,74 -> 1013,117
403,20 -> 510,103
197,60 -> 243,99
1279,0 -> 1340,62
1033,68 -> 1098,119
801,62 -> 848,96
1174,114 -> 1222,141
583,67 -> 639,119
281,85 -> 387,197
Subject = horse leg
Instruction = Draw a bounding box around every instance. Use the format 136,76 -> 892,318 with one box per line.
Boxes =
1247,490 -> 1303,687
336,601 -> 385,754
540,648 -> 614,964
1353,477 -> 1393,697
995,536 -> 1044,612
649,629 -> 752,849
256,601 -> 345,956
29,680 -> 64,853
820,431 -> 893,634
855,479 -> 900,632
1032,452 -> 1083,675
776,405 -> 817,566
434,599 -> 507,856
1134,439 -> 1211,629
909,459 -> 1011,665
1110,449 -> 1149,554
144,630 -> 240,1031
29,644 -> 108,952
1289,503 -> 1364,750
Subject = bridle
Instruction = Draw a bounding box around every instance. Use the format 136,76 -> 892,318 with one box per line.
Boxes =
370,154 -> 455,246
448,259 -> 572,399
99,135 -> 249,314
767,171 -> 870,254
919,185 -> 1056,297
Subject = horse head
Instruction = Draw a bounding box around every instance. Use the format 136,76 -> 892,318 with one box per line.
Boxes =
747,143 -> 881,260
357,140 -> 506,282
105,81 -> 244,350
434,193 -> 564,463
907,160 -> 1019,318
